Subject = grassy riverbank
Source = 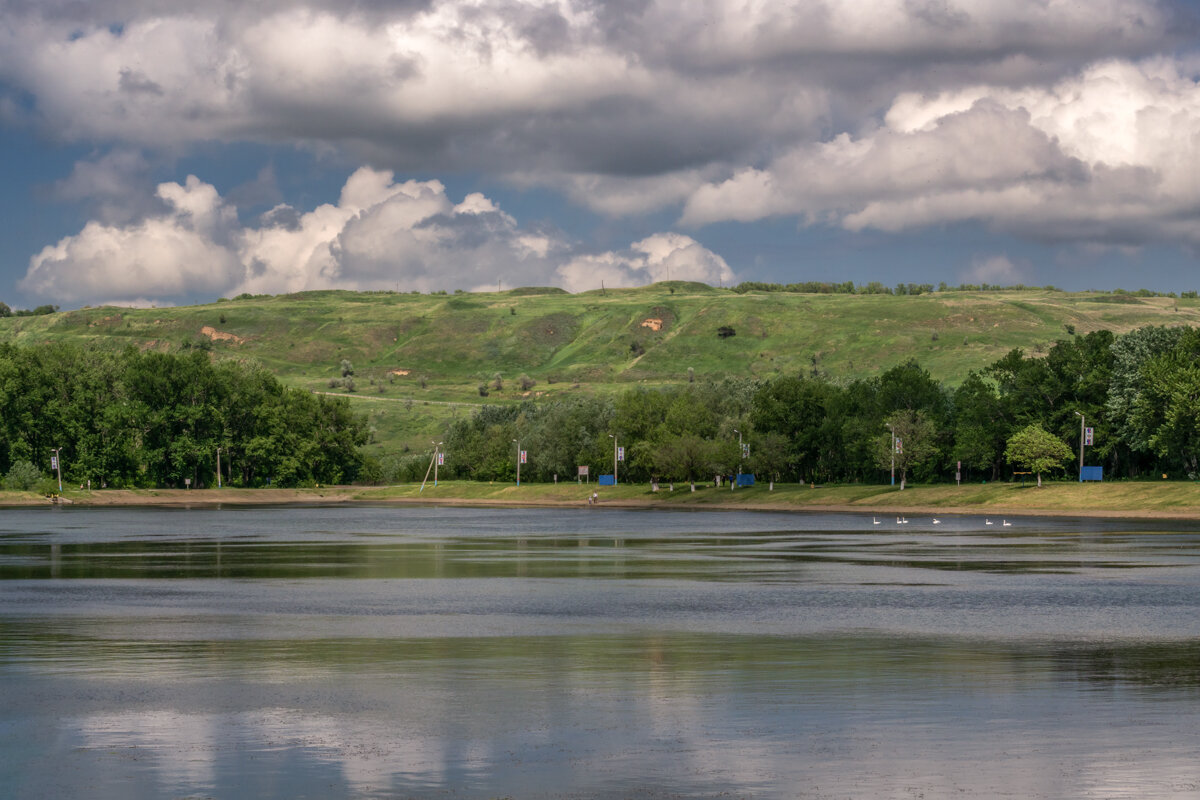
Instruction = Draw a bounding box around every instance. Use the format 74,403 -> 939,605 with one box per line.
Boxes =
8,479 -> 1200,519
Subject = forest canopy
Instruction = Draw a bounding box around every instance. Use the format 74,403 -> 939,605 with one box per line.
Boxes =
8,323 -> 1200,490
0,343 -> 367,489
433,325 -> 1200,485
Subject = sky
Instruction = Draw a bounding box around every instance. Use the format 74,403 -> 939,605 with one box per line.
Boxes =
1,0 -> 1198,309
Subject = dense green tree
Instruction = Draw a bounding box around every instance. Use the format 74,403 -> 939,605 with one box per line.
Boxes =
4,461 -> 42,490
650,434 -> 711,490
877,410 -> 937,489
751,376 -> 836,482
1107,325 -> 1185,470
1005,424 -> 1073,486
748,432 -> 789,486
0,342 -> 366,488
952,372 -> 1008,480
1125,328 -> 1200,476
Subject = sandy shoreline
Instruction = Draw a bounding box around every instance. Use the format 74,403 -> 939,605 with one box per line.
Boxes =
6,486 -> 1200,521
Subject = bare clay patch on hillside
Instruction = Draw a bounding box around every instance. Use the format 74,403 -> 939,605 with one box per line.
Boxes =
635,306 -> 676,338
200,326 -> 246,345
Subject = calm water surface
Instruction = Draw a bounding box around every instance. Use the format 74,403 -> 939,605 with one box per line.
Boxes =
2,505 -> 1200,799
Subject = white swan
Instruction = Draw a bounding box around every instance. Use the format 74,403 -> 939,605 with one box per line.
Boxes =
873,517 -> 881,525
1003,520 -> 1012,527
985,519 -> 993,525
932,518 -> 941,524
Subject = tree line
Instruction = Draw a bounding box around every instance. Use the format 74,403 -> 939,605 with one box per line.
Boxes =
433,325 -> 1200,486
7,325 -> 1199,491
0,342 -> 367,490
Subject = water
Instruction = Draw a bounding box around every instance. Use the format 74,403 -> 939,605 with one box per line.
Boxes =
2,505 -> 1200,798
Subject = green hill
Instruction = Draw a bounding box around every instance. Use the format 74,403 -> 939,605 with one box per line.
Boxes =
3,284 -> 1196,455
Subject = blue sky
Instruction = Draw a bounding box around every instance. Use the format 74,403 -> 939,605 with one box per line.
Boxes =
1,0 -> 1198,309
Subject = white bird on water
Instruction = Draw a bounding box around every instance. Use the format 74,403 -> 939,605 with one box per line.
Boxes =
985,519 -> 993,525
1003,520 -> 1012,527
932,518 -> 941,524
873,517 -> 881,525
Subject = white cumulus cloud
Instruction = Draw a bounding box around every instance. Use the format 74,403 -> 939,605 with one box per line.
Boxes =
22,176 -> 242,303
556,232 -> 734,293
21,167 -> 731,304
681,57 -> 1200,247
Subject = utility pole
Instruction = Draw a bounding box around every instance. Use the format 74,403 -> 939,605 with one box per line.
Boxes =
51,447 -> 63,493
609,434 -> 618,485
734,428 -> 742,486
1075,411 -> 1085,481
513,439 -> 521,486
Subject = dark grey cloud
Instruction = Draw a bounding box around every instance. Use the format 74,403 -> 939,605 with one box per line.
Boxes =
117,68 -> 163,96
53,149 -> 160,224
2,0 -> 1198,261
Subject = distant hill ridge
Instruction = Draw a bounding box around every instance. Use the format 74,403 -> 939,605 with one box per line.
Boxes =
2,284 -> 1198,402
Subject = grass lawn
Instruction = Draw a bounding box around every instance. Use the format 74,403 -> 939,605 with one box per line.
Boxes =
12,478 -> 1200,518
351,479 -> 1200,518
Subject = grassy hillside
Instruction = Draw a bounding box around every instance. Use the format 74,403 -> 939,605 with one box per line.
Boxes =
3,284 -> 1197,454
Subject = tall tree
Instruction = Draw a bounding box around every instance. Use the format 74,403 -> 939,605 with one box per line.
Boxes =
1004,424 -> 1073,487
877,410 -> 937,490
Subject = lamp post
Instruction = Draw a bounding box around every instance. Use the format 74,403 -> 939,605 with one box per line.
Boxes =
432,440 -> 443,486
609,434 -> 618,485
732,429 -> 742,490
1075,411 -> 1085,481
513,439 -> 521,486
51,447 -> 63,493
